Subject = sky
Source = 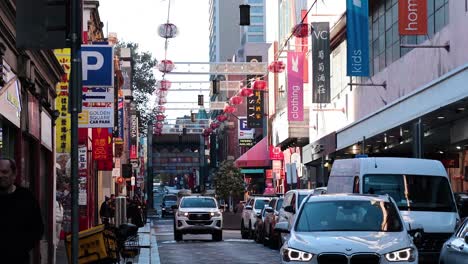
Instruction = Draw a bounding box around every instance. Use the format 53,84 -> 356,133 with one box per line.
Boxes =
98,0 -> 211,121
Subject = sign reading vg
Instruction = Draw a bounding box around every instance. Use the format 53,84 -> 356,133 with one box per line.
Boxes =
81,45 -> 114,87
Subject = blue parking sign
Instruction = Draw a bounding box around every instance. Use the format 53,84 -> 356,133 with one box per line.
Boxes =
81,45 -> 114,87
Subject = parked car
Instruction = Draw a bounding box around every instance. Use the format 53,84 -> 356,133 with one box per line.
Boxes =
263,197 -> 283,249
254,206 -> 268,244
454,192 -> 468,219
312,186 -> 327,195
327,157 -> 459,262
172,196 -> 223,241
275,194 -> 419,264
439,217 -> 468,264
277,189 -> 314,244
160,194 -> 177,217
240,196 -> 271,239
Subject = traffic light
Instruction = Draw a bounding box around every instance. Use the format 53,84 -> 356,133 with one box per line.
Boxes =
212,79 -> 220,95
198,95 -> 204,106
191,112 -> 196,122
239,5 -> 251,26
16,0 -> 70,49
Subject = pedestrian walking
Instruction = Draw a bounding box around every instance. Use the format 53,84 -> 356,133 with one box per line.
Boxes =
0,157 -> 44,264
99,196 -> 112,225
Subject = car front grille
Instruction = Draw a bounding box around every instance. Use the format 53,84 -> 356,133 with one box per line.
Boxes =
188,213 -> 211,221
414,233 -> 452,253
350,254 -> 380,264
186,220 -> 213,226
317,254 -> 348,264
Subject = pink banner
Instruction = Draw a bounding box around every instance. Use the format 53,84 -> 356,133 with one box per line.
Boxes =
287,52 -> 304,121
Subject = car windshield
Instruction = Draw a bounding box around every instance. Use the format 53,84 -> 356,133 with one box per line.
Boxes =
255,199 -> 269,209
180,198 -> 217,208
296,200 -> 403,232
164,196 -> 177,201
363,174 -> 456,212
298,194 -> 308,207
276,199 -> 283,210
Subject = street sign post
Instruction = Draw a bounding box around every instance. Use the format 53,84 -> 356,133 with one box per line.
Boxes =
81,45 -> 114,87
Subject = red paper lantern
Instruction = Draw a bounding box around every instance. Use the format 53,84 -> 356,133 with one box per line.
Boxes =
292,23 -> 312,38
155,122 -> 164,129
157,80 -> 171,91
210,122 -> 220,129
158,23 -> 178,38
158,60 -> 175,73
205,128 -> 213,134
239,87 -> 254,97
252,80 -> 267,91
156,105 -> 166,113
268,61 -> 286,73
156,114 -> 165,122
229,96 -> 243,105
158,98 -> 167,105
223,105 -> 237,114
154,128 -> 162,134
216,115 -> 228,122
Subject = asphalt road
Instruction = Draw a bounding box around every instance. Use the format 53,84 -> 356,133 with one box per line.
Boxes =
153,217 -> 281,264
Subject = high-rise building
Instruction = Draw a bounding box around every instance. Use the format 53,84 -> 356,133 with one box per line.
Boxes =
241,0 -> 266,45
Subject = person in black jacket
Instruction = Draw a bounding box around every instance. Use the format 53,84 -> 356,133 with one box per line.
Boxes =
99,196 -> 112,225
0,157 -> 44,264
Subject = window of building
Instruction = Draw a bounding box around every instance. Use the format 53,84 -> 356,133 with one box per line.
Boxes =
248,25 -> 264,33
249,0 -> 263,3
248,35 -> 264,42
250,6 -> 263,14
251,16 -> 264,24
369,0 -> 449,75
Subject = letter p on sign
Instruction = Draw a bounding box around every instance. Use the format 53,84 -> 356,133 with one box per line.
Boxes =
81,45 -> 114,87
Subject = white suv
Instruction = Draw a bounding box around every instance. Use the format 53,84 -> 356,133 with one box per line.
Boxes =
241,196 -> 271,239
173,196 -> 223,241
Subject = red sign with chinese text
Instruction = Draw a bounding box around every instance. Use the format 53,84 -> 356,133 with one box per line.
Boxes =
92,128 -> 112,161
269,146 -> 284,160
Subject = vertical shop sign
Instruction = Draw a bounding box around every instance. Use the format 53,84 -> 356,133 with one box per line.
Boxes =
287,52 -> 304,121
78,145 -> 87,176
27,92 -> 40,139
129,105 -> 138,160
346,0 -> 369,76
399,0 -> 427,35
92,128 -> 111,160
247,90 -> 264,128
238,117 -> 255,146
54,49 -> 71,153
311,22 -> 331,104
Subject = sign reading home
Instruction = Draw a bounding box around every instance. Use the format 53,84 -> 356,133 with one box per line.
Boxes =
399,0 -> 427,35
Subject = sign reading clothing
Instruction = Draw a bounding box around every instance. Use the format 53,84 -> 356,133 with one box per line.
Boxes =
346,0 -> 369,77
312,22 -> 331,104
81,45 -> 114,87
287,52 -> 304,121
238,117 -> 255,147
247,90 -> 264,128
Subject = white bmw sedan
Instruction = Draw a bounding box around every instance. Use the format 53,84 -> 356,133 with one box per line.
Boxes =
275,194 -> 418,264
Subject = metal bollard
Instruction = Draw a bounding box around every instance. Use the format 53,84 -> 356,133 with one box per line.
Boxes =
115,196 -> 127,227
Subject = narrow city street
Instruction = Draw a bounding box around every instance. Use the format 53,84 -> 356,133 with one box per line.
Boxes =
153,217 -> 281,264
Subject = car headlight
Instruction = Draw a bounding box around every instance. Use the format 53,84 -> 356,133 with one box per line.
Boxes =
385,248 -> 416,262
177,211 -> 188,217
282,247 -> 313,262
210,211 -> 221,217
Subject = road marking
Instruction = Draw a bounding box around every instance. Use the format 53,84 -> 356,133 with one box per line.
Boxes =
223,239 -> 255,243
155,232 -> 174,236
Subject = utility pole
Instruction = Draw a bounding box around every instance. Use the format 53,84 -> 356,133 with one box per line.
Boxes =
70,0 -> 83,263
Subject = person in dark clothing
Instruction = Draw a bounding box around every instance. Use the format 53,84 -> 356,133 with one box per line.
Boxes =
0,157 -> 44,264
99,196 -> 112,225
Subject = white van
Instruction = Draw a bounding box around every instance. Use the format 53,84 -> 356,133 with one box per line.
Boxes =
327,157 -> 459,262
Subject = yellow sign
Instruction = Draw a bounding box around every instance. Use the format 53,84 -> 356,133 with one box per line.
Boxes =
54,49 -> 71,153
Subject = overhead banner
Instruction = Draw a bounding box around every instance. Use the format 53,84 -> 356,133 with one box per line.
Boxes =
287,52 -> 304,121
399,0 -> 427,35
311,22 -> 331,104
92,128 -> 112,161
346,0 -> 369,77
247,90 -> 264,128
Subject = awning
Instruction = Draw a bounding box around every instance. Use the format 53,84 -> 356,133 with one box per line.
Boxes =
235,137 -> 270,168
240,169 -> 264,174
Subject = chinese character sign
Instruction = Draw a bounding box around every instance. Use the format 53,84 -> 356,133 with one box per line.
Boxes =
247,90 -> 264,128
54,48 -> 71,153
311,22 -> 331,104
287,52 -> 304,121
346,0 -> 369,76
92,128 -> 112,160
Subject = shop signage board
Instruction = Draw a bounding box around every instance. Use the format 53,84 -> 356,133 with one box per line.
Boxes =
399,0 -> 427,35
55,49 -> 71,153
79,106 -> 114,128
238,117 -> 255,146
247,90 -> 264,128
0,75 -> 21,128
311,22 -> 331,104
41,112 -> 52,150
92,128 -> 112,161
81,45 -> 114,87
269,146 -> 284,160
287,52 -> 304,121
346,0 -> 369,76
129,104 -> 138,160
78,145 -> 87,176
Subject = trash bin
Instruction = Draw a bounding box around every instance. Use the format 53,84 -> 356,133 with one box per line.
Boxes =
115,196 -> 127,227
65,225 -> 117,263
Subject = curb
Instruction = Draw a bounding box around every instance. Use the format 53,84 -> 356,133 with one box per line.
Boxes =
149,218 -> 161,264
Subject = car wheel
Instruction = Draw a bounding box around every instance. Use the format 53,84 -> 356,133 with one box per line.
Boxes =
241,220 -> 249,239
263,228 -> 269,247
269,230 -> 280,250
249,221 -> 254,239
212,230 -> 223,241
255,227 -> 261,243
174,230 -> 183,241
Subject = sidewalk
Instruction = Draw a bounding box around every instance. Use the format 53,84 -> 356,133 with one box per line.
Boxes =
134,210 -> 160,264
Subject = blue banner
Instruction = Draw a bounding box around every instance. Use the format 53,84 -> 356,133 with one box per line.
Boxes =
346,0 -> 369,76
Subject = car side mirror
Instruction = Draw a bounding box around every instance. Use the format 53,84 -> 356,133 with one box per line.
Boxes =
245,205 -> 253,210
284,205 -> 295,214
171,205 -> 178,210
265,207 -> 274,213
274,222 -> 290,233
